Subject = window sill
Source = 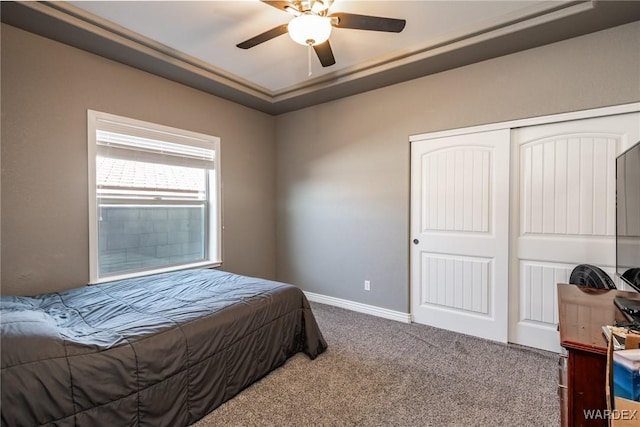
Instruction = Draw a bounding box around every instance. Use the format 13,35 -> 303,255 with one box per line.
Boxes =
90,260 -> 222,285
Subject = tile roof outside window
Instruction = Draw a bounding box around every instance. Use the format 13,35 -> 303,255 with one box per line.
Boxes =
97,156 -> 205,192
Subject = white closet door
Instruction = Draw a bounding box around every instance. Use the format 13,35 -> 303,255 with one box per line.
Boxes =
510,113 -> 640,352
411,129 -> 510,343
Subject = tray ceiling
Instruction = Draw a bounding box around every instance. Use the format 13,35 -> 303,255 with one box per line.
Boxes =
2,1 -> 640,114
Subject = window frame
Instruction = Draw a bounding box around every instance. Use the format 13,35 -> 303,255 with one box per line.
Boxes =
87,110 -> 222,284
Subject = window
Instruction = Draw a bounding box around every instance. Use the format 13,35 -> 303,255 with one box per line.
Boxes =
88,110 -> 221,283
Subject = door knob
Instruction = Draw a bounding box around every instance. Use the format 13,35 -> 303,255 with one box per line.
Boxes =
413,239 -> 419,245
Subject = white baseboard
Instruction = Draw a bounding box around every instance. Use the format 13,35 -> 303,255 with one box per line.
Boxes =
304,291 -> 411,324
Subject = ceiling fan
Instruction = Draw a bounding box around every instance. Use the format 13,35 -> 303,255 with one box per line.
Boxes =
236,0 -> 406,68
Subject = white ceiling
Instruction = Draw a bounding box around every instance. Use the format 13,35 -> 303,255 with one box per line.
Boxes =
68,0 -> 557,93
3,1 -> 640,114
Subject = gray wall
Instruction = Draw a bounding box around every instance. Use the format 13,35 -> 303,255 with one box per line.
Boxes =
275,22 -> 640,313
1,24 -> 277,295
3,21 -> 640,306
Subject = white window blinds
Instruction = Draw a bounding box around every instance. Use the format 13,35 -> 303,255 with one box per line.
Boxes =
95,118 -> 216,170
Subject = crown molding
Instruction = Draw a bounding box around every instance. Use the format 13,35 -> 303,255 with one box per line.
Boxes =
2,1 -> 640,115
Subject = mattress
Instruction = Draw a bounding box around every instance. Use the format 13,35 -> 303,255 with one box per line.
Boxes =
0,269 -> 327,426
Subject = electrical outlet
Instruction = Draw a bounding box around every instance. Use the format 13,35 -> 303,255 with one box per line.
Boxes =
364,280 -> 370,291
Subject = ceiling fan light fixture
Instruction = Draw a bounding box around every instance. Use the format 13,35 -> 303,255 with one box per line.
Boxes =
287,14 -> 332,46
311,1 -> 328,14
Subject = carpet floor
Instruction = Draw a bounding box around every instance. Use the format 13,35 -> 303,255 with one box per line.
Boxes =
192,302 -> 560,427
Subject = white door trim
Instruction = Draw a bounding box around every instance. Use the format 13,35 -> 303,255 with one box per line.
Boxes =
410,102 -> 640,143
409,103 -> 640,349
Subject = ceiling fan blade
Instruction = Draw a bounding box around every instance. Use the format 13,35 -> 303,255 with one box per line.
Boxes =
330,12 -> 406,32
261,1 -> 297,14
236,24 -> 289,49
313,41 -> 336,67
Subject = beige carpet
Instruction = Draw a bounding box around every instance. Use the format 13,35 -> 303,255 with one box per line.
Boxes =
192,302 -> 560,427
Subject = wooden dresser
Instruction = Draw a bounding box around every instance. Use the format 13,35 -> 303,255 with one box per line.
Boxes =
557,283 -> 640,427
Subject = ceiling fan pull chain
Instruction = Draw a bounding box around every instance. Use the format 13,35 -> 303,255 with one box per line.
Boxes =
307,43 -> 312,77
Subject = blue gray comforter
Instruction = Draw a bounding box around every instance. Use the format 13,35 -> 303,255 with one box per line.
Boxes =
0,269 -> 327,426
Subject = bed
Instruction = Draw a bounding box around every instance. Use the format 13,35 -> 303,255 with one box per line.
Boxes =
0,268 -> 327,427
